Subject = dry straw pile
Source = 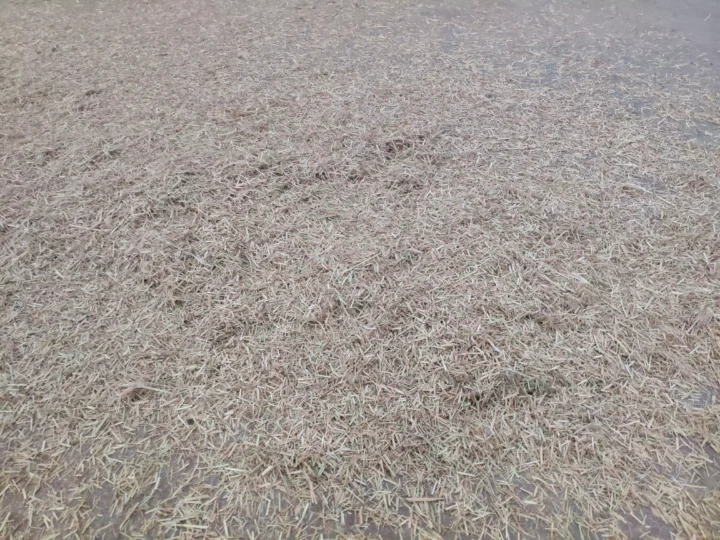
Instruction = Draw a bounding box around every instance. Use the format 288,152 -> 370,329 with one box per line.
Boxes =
1,0 -> 719,537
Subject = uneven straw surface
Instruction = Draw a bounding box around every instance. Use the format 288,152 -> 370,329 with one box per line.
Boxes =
1,0 -> 720,537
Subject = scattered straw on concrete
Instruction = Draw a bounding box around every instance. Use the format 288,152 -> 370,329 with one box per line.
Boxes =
1,0 -> 719,537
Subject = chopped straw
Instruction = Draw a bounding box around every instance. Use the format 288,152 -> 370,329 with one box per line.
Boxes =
1,0 -> 719,537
